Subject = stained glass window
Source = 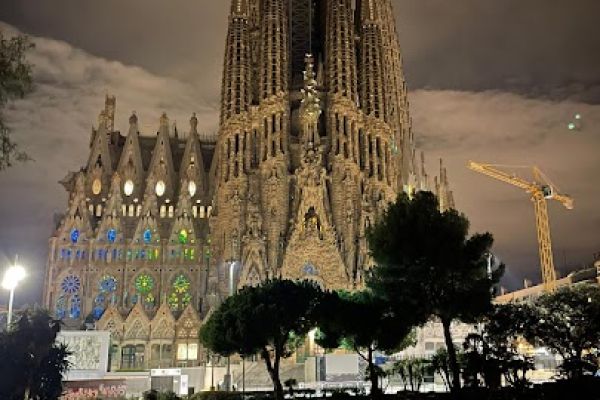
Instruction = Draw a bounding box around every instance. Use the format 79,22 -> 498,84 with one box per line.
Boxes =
178,229 -> 188,245
70,295 -> 81,319
303,262 -> 317,276
92,306 -> 104,320
100,275 -> 117,293
143,229 -> 152,244
107,228 -> 117,243
61,275 -> 81,294
56,296 -> 67,320
135,274 -> 154,294
173,275 -> 190,294
168,274 -> 192,310
145,293 -> 155,306
70,229 -> 80,244
95,293 -> 106,304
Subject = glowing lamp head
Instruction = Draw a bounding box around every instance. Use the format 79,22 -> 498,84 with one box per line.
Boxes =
2,265 -> 26,290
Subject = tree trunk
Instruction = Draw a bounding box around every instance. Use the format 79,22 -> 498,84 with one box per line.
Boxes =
368,347 -> 381,399
261,348 -> 284,400
441,318 -> 461,393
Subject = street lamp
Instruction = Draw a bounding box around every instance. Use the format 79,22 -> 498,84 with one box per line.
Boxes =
2,259 -> 26,327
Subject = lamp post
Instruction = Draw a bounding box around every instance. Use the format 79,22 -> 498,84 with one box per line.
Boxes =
2,257 -> 26,328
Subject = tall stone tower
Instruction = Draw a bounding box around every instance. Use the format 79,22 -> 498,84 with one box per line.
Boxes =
211,0 -> 418,291
43,0 -> 427,370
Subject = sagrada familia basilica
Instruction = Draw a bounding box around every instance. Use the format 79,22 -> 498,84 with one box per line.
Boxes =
43,0 -> 453,370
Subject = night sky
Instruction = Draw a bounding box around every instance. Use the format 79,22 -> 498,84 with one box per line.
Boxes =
0,0 -> 599,305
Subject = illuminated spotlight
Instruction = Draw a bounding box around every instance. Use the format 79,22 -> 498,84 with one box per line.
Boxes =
574,113 -> 582,120
568,122 -> 576,131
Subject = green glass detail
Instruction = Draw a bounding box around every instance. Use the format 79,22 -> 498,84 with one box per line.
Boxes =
168,292 -> 179,309
182,292 -> 192,307
173,274 -> 191,294
168,274 -> 192,310
145,293 -> 155,305
135,274 -> 154,294
178,229 -> 188,244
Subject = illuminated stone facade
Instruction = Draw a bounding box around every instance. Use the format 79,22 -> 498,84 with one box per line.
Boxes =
43,0 -> 452,370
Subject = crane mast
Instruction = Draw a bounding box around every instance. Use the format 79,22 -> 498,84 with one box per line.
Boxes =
468,161 -> 574,292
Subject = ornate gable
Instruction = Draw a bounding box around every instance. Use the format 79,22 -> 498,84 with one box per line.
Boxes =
151,301 -> 176,340
86,113 -> 113,177
147,113 -> 176,200
179,114 -> 206,196
96,173 -> 124,243
59,172 -> 92,244
117,113 -> 144,200
176,303 -> 200,339
124,302 -> 151,341
97,304 -> 125,341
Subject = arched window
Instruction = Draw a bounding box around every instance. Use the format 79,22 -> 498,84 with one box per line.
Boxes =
168,274 -> 192,311
135,273 -> 156,309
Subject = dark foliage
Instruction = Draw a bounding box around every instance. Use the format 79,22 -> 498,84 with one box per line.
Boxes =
462,304 -> 536,390
200,279 -> 323,400
368,192 -> 503,392
0,308 -> 70,400
0,30 -> 34,170
525,285 -> 600,380
317,290 -> 415,397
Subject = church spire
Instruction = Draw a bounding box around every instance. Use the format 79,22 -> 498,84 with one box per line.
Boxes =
359,0 -> 386,119
326,0 -> 358,100
259,0 -> 289,99
221,0 -> 252,123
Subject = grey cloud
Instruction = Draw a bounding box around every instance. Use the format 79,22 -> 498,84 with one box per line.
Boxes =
2,1 -> 600,101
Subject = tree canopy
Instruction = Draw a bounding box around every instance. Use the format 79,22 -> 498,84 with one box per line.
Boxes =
462,303 -> 535,389
200,279 -> 323,400
526,284 -> 600,379
0,309 -> 70,400
317,290 -> 416,397
0,30 -> 34,170
367,191 -> 503,392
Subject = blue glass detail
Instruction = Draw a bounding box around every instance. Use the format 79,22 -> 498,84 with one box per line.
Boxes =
99,276 -> 117,293
70,295 -> 81,319
131,294 -> 138,305
61,275 -> 81,294
56,296 -> 67,320
56,308 -> 66,320
107,229 -> 117,243
303,262 -> 316,276
95,294 -> 105,304
143,229 -> 152,244
92,306 -> 104,320
70,229 -> 80,244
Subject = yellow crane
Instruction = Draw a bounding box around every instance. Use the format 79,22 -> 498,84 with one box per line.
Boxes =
468,162 -> 574,292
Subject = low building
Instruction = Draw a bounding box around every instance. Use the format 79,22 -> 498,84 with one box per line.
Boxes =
495,262 -> 600,304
